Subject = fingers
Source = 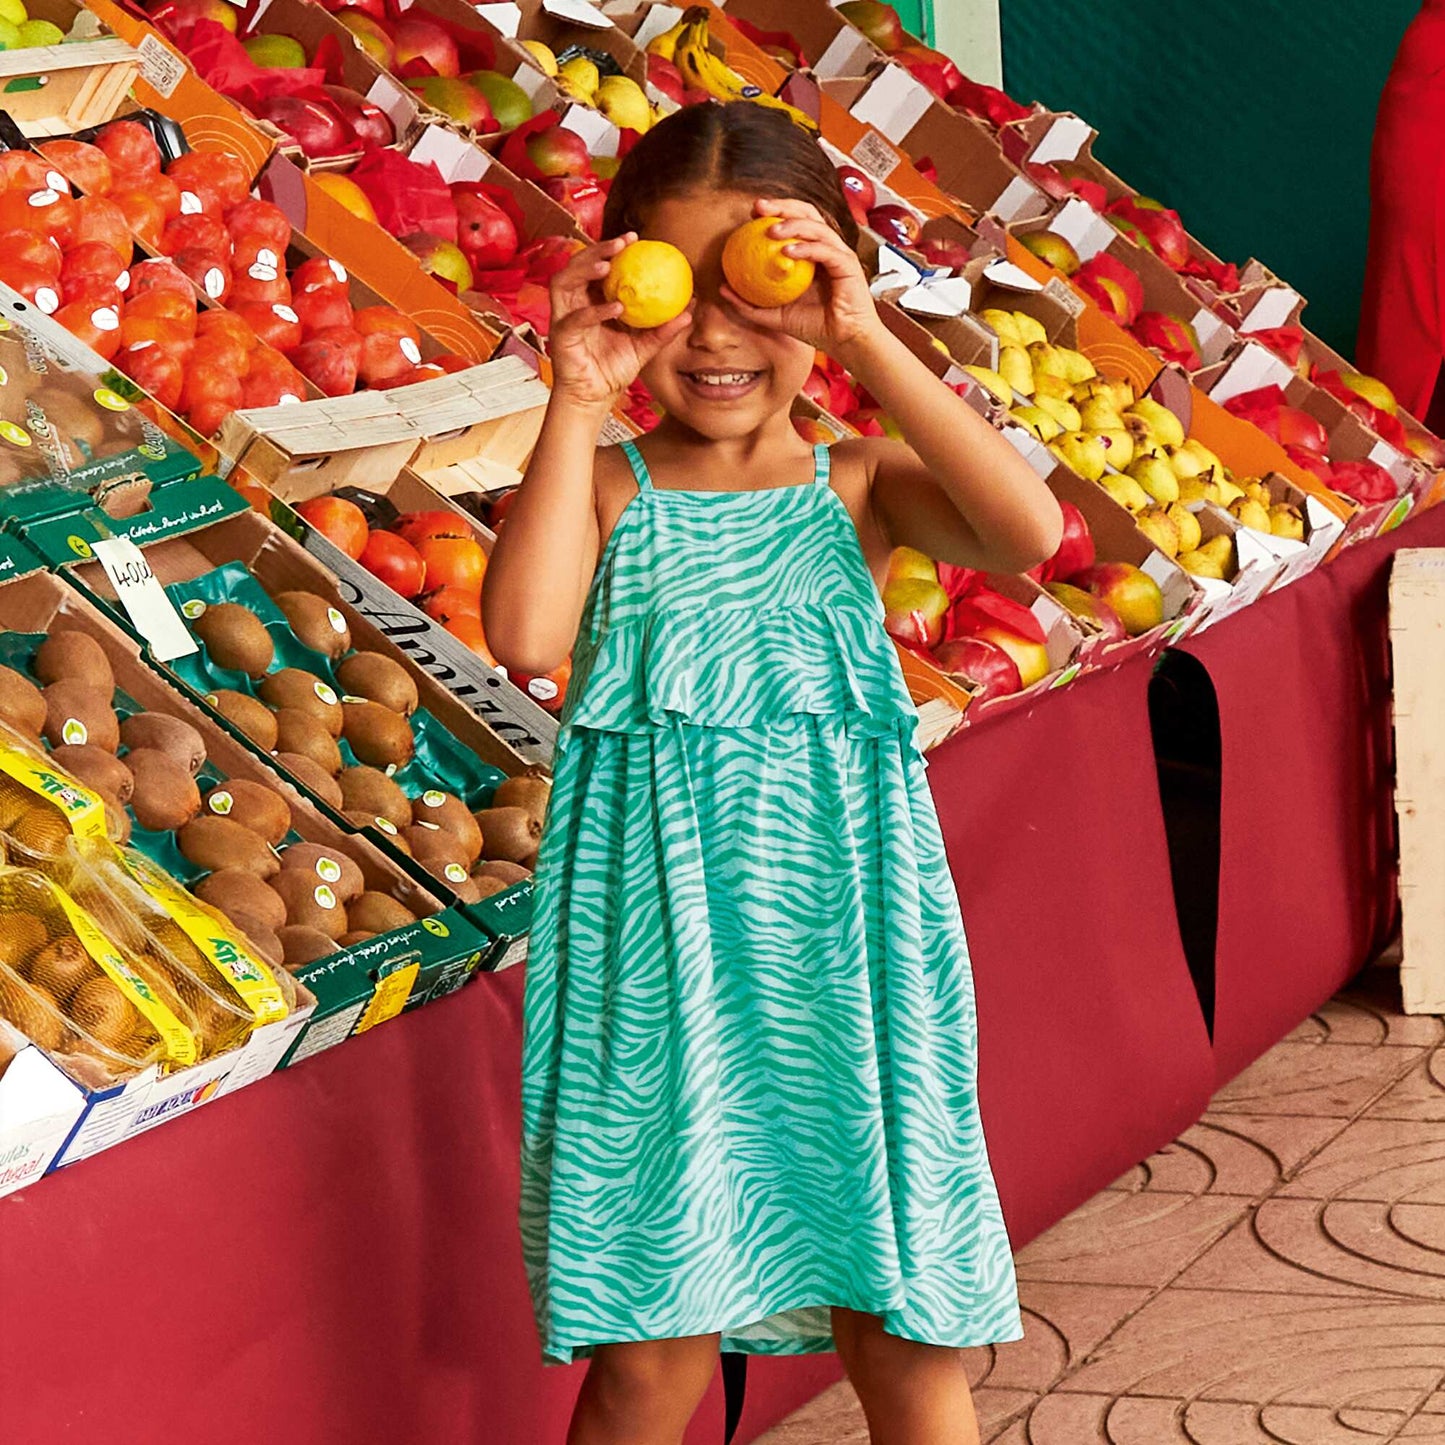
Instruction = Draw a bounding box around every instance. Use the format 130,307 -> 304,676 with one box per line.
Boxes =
552,300 -> 625,338
633,305 -> 696,355
753,196 -> 825,225
550,232 -> 635,314
779,238 -> 864,283
718,284 -> 785,331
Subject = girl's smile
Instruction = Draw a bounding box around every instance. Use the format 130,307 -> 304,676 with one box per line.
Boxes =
676,366 -> 768,402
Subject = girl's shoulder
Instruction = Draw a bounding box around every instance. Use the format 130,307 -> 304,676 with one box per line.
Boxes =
594,441 -> 642,556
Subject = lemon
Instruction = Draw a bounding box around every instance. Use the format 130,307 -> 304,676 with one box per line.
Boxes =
602,240 -> 693,329
521,39 -> 557,76
0,0 -> 26,26
721,216 -> 815,308
595,74 -> 651,133
17,17 -> 62,43
0,16 -> 20,47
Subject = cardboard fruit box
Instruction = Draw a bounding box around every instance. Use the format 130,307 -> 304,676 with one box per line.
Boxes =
0,0 -> 140,138
472,0 -> 649,89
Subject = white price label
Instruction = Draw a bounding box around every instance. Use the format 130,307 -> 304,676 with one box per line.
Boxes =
90,537 -> 198,663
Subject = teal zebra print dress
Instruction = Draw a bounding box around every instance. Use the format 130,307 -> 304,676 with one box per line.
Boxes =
519,439 -> 1023,1364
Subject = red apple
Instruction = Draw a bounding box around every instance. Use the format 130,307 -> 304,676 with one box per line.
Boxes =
60,241 -> 124,292
882,575 -> 949,649
253,96 -> 353,160
1044,499 -> 1094,582
392,17 -> 460,79
0,261 -> 60,312
524,125 -> 592,178
866,204 -> 920,248
336,11 -> 395,68
917,236 -> 971,269
836,0 -> 904,51
321,86 -> 395,150
37,140 -> 112,196
293,285 -> 354,338
226,198 -> 291,249
645,54 -> 685,104
126,256 -> 194,301
116,339 -> 185,410
835,165 -> 875,223
932,636 -> 1021,700
406,76 -> 495,132
450,182 -> 519,269
292,255 -> 349,296
1070,562 -> 1164,637
539,175 -> 605,239
292,326 -> 362,396
2,229 -> 62,278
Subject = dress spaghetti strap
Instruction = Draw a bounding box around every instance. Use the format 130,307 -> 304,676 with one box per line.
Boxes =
812,443 -> 831,487
618,438 -> 653,491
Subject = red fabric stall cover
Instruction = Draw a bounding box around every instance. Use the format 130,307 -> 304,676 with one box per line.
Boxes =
1180,504 -> 1445,1088
928,655 -> 1215,1248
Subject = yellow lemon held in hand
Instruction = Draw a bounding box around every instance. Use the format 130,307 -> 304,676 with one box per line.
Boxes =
602,240 -> 693,329
721,216 -> 816,308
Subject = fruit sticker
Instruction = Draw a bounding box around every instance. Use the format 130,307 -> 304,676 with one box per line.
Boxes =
421,790 -> 445,809
93,388 -> 129,412
60,718 -> 87,746
207,790 -> 234,816
422,917 -> 448,938
182,599 -> 206,619
313,856 -> 342,884
313,680 -> 338,706
313,884 -> 338,911
327,608 -> 346,634
67,536 -> 93,559
0,422 -> 30,447
445,864 -> 468,883
373,816 -> 398,835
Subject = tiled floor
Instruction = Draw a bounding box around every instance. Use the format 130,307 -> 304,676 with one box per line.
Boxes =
756,960 -> 1445,1444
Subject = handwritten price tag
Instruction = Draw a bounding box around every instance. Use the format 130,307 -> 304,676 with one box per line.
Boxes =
90,537 -> 198,663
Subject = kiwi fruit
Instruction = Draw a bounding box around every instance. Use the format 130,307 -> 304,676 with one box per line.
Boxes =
273,710 -> 343,776
192,603 -> 275,678
0,665 -> 45,738
276,752 -> 344,808
0,913 -> 47,974
42,681 -> 118,753
98,790 -> 131,846
34,631 -> 115,695
338,766 -> 411,831
51,743 -> 134,802
268,869 -> 348,940
411,790 -> 483,863
347,891 -> 414,935
491,772 -> 552,822
273,592 -> 352,659
473,860 -> 531,887
278,925 -> 339,970
341,701 -> 414,769
403,824 -> 472,881
117,713 -> 207,775
201,780 -> 290,847
69,976 -> 139,1052
123,748 -> 202,832
259,669 -> 342,737
278,842 -> 364,903
338,930 -> 373,947
9,802 -> 73,859
336,652 -> 418,716
0,971 -> 67,1052
473,806 -> 542,863
28,935 -> 94,1007
210,690 -> 279,752
178,816 -> 279,878
195,868 -> 287,934
470,875 -> 510,900
227,912 -> 284,969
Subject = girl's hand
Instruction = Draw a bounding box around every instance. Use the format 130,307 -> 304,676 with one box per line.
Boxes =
721,198 -> 884,359
548,234 -> 693,410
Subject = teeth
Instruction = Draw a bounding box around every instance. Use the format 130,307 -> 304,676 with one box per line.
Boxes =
691,372 -> 755,386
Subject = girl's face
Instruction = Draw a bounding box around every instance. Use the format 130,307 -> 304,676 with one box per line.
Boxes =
636,189 -> 816,440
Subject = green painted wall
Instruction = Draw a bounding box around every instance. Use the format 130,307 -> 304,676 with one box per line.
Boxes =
998,1 -> 1417,356
894,0 -> 932,42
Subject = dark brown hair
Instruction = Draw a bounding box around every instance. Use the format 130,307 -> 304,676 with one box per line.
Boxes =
601,101 -> 859,248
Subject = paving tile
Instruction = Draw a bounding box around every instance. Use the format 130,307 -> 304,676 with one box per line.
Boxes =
1056,1287 -> 1445,1399
750,1381 -> 868,1444
1276,1117 -> 1445,1201
1014,1190 -> 1253,1287
1284,962 -> 1443,1048
1208,1041 -> 1423,1117
1108,1114 -> 1347,1195
1366,1046 -> 1445,1121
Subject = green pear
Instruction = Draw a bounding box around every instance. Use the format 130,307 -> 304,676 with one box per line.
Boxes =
1078,395 -> 1126,433
1127,454 -> 1180,504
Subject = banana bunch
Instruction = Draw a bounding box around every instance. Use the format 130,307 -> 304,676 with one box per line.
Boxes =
646,17 -> 687,60
672,7 -> 818,132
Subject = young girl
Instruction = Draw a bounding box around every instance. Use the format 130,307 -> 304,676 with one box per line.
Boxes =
484,102 -> 1062,1445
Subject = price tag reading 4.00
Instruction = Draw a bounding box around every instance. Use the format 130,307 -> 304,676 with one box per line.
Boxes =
90,537 -> 198,663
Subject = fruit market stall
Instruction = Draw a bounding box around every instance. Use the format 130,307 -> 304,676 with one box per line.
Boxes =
0,0 -> 1434,1439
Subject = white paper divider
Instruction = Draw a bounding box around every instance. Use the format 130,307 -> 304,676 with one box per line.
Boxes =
1027,114 -> 1092,166
475,3 -> 522,36
850,65 -> 933,144
408,124 -> 488,183
365,73 -> 415,129
630,3 -> 684,50
1239,286 -> 1302,334
559,103 -> 619,157
542,0 -> 610,26
91,538 -> 198,662
982,259 -> 1044,293
1206,341 -> 1295,405
814,27 -> 874,79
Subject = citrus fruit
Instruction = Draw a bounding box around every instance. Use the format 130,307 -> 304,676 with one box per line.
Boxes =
721,216 -> 816,308
602,240 -> 692,329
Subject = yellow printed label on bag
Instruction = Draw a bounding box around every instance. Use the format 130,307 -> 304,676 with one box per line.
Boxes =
45,879 -> 198,1067
0,746 -> 106,837
354,962 -> 419,1034
115,849 -> 288,1025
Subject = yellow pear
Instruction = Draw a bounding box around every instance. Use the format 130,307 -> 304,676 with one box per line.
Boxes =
1214,476 -> 1245,508
1055,346 -> 1097,384
1127,454 -> 1181,504
1097,470 -> 1152,512
1198,534 -> 1235,574
1178,438 -> 1225,476
1136,505 -> 1180,558
998,345 -> 1035,398
1176,472 -> 1214,504
1242,478 -> 1272,510
1131,437 -> 1168,464
596,75 -> 652,132
963,365 -> 1013,404
1094,428 -> 1135,470
1027,341 -> 1070,381
521,39 -> 559,75
1032,372 -> 1075,402
1011,310 -> 1048,346
1032,393 -> 1082,432
1166,443 -> 1215,483
1123,397 -> 1185,449
1269,502 -> 1305,540
1049,431 -> 1108,482
981,309 -> 1023,346
558,54 -> 600,99
1229,495 -> 1272,532
1166,502 -> 1202,553
1178,547 -> 1228,581
1010,405 -> 1063,442
1078,396 -> 1127,433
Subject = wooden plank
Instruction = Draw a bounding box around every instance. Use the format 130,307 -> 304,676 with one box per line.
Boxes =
1388,548 -> 1445,1013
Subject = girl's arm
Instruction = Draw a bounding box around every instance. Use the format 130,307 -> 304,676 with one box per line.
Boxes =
483,235 -> 693,675
724,199 -> 1063,574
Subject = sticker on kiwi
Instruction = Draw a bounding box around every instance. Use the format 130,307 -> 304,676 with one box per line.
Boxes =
328,608 -> 346,634
0,422 -> 30,447
60,717 -> 88,746
208,790 -> 234,816
45,879 -> 198,1066
93,388 -> 129,412
313,883 -> 339,911
182,599 -> 207,620
313,680 -> 338,706
444,864 -> 468,883
421,790 -> 445,809
372,816 -> 398,835
314,857 -> 342,884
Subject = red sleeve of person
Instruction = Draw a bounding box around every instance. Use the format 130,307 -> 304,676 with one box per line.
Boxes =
1359,0 -> 1445,429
